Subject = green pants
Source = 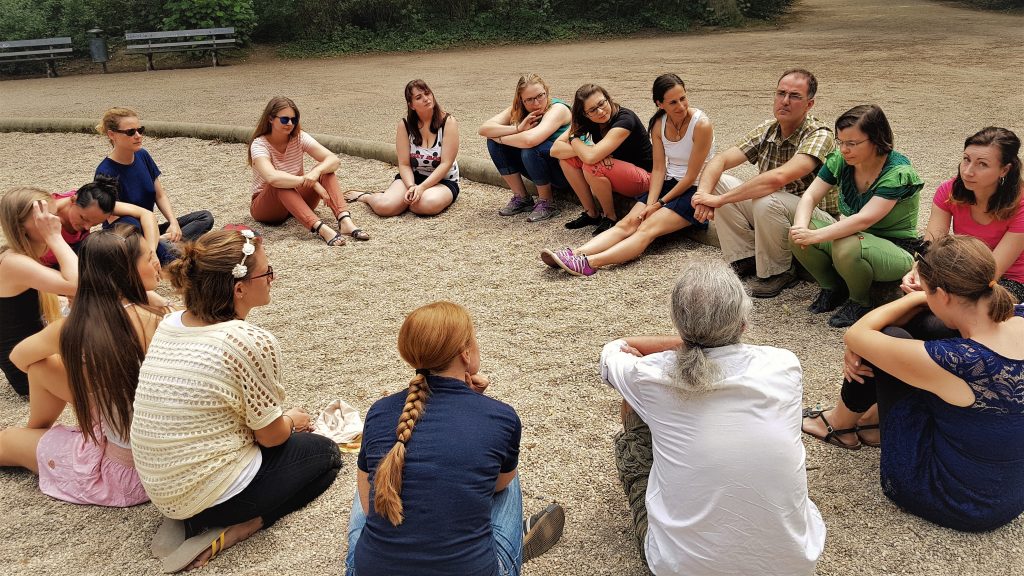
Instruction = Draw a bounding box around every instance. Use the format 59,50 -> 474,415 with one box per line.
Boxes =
790,217 -> 913,305
614,409 -> 653,572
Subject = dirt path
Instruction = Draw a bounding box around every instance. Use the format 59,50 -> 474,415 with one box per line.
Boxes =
1,1 -> 1023,575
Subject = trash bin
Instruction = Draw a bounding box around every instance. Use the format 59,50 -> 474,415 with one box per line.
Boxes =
87,28 -> 108,73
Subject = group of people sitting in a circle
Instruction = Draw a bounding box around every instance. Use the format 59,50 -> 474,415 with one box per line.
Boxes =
0,66 -> 1022,575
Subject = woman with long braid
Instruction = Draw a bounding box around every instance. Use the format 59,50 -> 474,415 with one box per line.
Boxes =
345,301 -> 564,576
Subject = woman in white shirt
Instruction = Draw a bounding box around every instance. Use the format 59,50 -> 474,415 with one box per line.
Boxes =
601,260 -> 825,575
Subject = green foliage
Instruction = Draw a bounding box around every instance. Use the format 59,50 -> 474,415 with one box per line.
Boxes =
0,0 -> 98,46
161,0 -> 256,42
737,0 -> 795,19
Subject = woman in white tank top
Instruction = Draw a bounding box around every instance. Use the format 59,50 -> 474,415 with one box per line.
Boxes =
346,79 -> 460,217
542,74 -> 717,277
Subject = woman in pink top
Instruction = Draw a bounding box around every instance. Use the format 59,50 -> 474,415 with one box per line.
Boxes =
248,96 -> 369,245
902,127 -> 1024,302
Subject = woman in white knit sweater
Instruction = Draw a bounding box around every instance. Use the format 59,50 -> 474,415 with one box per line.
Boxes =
131,229 -> 342,573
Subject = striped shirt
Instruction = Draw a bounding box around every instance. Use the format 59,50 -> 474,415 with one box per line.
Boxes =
249,131 -> 317,197
737,116 -> 838,216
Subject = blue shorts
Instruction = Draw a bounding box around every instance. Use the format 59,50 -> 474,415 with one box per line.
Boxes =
638,179 -> 707,229
395,172 -> 460,202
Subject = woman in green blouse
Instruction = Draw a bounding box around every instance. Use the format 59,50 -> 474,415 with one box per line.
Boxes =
789,104 -> 923,327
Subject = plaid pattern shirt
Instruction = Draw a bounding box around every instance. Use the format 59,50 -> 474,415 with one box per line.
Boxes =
737,115 -> 838,216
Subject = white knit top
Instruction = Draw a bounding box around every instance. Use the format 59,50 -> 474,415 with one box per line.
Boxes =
131,317 -> 286,519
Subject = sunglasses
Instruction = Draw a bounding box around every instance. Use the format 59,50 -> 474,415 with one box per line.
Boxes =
113,126 -> 146,137
249,265 -> 275,281
272,116 -> 298,125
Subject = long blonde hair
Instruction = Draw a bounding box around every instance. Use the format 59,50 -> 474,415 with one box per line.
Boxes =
0,187 -> 61,322
373,301 -> 475,526
510,73 -> 552,125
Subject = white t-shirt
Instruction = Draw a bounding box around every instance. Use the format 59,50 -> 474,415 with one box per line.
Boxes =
601,340 -> 825,576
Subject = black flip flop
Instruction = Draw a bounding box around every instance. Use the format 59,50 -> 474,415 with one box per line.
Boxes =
801,407 -> 861,450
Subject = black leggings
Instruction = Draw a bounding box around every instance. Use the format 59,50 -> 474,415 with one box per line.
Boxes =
839,326 -> 924,431
184,432 -> 342,538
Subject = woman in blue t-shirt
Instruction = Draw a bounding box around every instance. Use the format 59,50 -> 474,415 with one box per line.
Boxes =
479,73 -> 572,223
345,302 -> 564,576
95,107 -> 214,264
802,235 -> 1024,531
550,83 -> 653,235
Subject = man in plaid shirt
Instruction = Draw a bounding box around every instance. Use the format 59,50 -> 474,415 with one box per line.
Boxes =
692,69 -> 836,298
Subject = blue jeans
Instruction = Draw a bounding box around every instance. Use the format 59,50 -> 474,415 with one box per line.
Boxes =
107,210 -> 214,264
345,475 -> 523,576
486,139 -> 567,189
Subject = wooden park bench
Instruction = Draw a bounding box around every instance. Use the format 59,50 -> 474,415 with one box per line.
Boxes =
124,28 -> 235,71
0,37 -> 73,78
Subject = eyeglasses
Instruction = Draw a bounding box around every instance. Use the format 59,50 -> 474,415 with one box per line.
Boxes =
272,116 -> 298,125
523,92 -> 547,106
112,126 -> 146,137
774,90 -> 805,102
836,138 -> 869,149
585,99 -> 608,116
249,265 -> 275,281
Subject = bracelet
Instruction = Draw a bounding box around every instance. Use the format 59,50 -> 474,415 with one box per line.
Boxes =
283,414 -> 295,435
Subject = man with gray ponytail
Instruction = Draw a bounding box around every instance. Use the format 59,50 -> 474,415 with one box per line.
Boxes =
602,260 -> 825,575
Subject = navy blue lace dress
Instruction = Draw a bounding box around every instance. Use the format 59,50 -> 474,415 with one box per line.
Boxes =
880,305 -> 1024,531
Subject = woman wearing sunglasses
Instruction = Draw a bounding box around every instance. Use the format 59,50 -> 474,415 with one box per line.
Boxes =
549,83 -> 653,236
96,107 -> 215,264
479,73 -> 571,222
346,79 -> 460,218
248,96 -> 368,245
132,229 -> 341,572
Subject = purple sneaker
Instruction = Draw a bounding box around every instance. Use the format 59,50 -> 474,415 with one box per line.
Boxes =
499,195 -> 534,216
540,247 -> 573,268
555,252 -> 595,277
526,199 -> 560,222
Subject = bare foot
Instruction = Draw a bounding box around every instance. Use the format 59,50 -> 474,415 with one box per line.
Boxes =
801,409 -> 859,448
313,222 -> 345,246
344,190 -> 373,203
185,517 -> 263,571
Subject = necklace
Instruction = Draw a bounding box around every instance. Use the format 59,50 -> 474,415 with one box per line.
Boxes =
669,110 -> 691,139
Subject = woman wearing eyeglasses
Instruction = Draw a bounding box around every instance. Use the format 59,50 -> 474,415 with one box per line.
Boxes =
543,74 -> 714,277
95,107 -> 214,264
549,83 -> 653,236
479,73 -> 571,222
346,79 -> 460,218
132,229 -> 341,572
248,96 -> 368,245
789,104 -> 923,327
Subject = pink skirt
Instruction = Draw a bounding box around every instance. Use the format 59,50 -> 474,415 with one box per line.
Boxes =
36,424 -> 149,507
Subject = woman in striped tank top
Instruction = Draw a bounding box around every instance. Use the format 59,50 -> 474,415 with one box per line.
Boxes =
543,74 -> 716,277
248,96 -> 369,246
346,79 -> 460,217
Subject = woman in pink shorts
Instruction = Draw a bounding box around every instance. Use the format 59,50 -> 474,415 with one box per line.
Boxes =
0,226 -> 166,507
550,83 -> 653,236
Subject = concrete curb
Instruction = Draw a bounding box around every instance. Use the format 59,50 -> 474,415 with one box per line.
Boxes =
0,117 -> 717,247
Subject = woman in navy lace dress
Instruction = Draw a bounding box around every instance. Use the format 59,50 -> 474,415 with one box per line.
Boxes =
803,235 -> 1024,531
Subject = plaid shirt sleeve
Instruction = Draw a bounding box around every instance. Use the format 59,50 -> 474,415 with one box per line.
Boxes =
737,120 -> 774,165
798,127 -> 839,216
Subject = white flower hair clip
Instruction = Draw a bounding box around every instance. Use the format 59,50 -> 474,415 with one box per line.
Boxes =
231,229 -> 257,279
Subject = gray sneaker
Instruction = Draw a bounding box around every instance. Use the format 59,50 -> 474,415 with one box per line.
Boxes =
498,195 -> 534,216
526,200 -> 559,222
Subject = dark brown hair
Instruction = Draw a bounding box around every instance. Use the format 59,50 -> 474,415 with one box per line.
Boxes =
778,68 -> 818,99
569,83 -> 619,140
917,235 -> 1018,321
403,79 -> 449,147
648,73 -> 686,133
248,96 -> 302,165
60,226 -> 160,443
835,104 -> 893,156
166,229 -> 262,324
950,127 -> 1023,221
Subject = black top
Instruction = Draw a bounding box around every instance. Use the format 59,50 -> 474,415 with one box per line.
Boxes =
0,287 -> 44,395
591,107 -> 654,172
